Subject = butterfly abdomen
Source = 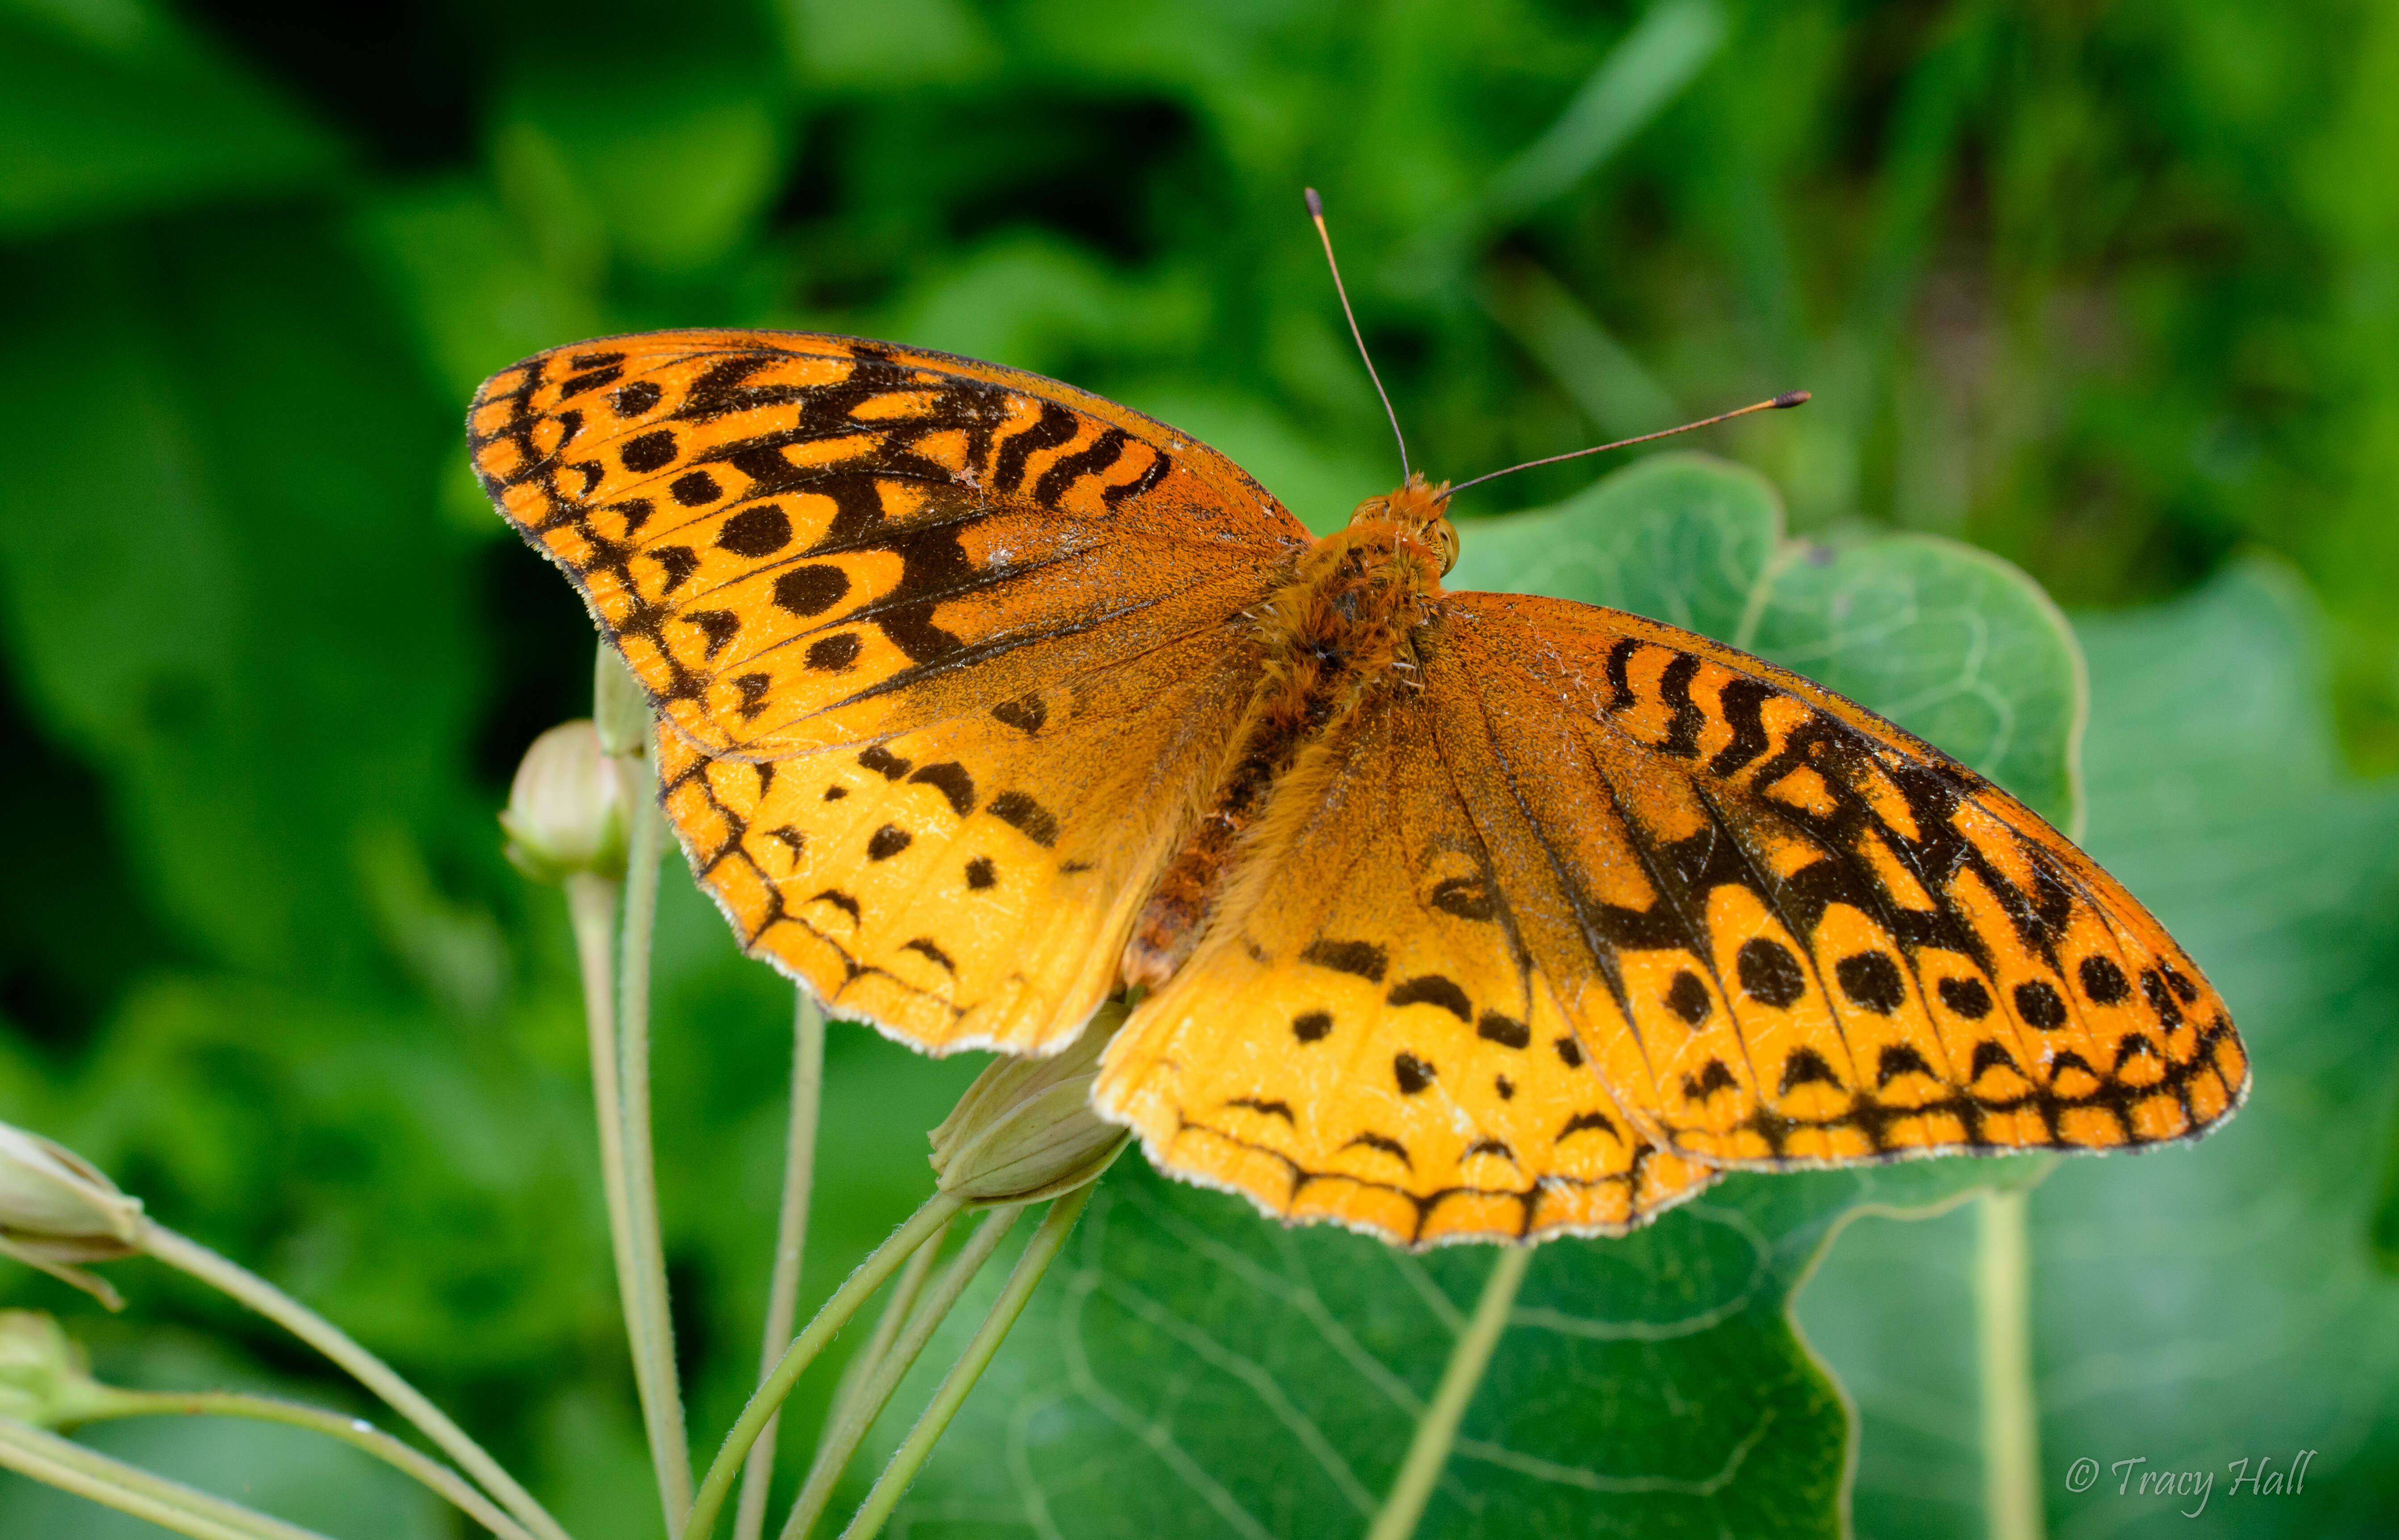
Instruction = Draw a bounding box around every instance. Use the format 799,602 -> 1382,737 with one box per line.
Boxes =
1121,521 -> 1444,989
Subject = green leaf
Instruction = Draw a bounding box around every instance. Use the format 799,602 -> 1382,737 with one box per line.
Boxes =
0,212 -> 468,978
889,452 -> 2077,1536
1799,560 -> 2399,1538
0,3 -> 339,237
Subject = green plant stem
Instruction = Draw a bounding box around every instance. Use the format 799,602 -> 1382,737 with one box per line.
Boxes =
136,1222 -> 572,1540
563,872 -> 664,1512
683,1193 -> 965,1540
71,1390 -> 533,1540
733,992 -> 830,1540
0,1415 -> 331,1540
838,1185 -> 1095,1540
616,747 -> 695,1523
1977,1189 -> 2044,1540
781,1205 -> 1025,1540
821,1221 -> 949,1437
1365,1243 -> 1533,1540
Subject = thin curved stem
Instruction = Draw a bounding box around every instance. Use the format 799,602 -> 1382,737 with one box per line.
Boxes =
683,1193 -> 965,1540
617,747 -> 694,1522
564,872 -> 663,1515
0,1415 -> 331,1540
136,1223 -> 572,1540
1977,1189 -> 2044,1540
1364,1243 -> 1532,1540
821,1221 -> 949,1438
733,992 -> 830,1540
72,1390 -> 532,1540
839,1185 -> 1095,1540
780,1206 -> 1025,1540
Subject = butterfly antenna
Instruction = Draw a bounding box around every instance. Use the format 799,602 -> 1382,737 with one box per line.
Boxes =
1438,391 -> 1811,502
1305,188 -> 1410,482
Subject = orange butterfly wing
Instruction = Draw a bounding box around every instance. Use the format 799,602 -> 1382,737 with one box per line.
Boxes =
1097,588 -> 2246,1244
470,331 -> 1304,1052
1096,664 -> 1719,1246
1435,594 -> 2245,1168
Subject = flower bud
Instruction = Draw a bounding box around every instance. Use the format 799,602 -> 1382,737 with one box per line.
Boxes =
0,1312 -> 116,1427
593,646 -> 652,759
929,1002 -> 1132,1206
499,719 -> 630,883
0,1123 -> 144,1308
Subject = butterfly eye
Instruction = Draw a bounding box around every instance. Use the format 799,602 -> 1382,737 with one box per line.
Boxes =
1430,519 -> 1459,576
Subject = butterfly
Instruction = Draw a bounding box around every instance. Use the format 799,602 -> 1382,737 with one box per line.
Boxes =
468,327 -> 2247,1247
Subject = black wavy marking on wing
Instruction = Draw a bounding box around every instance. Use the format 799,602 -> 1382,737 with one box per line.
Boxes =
1164,1111 -> 1703,1246
474,339 -> 1274,719
658,743 -> 968,1021
1444,617 -> 2227,1159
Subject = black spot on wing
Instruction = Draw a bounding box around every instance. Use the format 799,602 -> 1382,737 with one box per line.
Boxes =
1683,1059 -> 1740,1101
907,762 -> 976,817
1476,1012 -> 1529,1049
1940,976 -> 1994,1019
1876,1044 -> 1933,1088
774,565 -> 851,617
989,790 -> 1059,847
685,610 -> 739,659
1428,876 -> 1498,921
2015,979 -> 2069,1030
806,633 -> 860,672
1835,952 -> 1905,1013
2080,955 -> 2131,1005
1736,937 -> 1807,1007
1777,1048 -> 1842,1095
810,889 -> 862,924
622,430 -> 677,473
993,693 -> 1047,735
1386,975 -> 1470,1021
1558,1110 -> 1618,1141
652,545 -> 699,595
1664,970 -> 1712,1026
1301,939 -> 1387,983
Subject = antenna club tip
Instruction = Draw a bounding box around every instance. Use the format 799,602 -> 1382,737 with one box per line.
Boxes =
1772,390 -> 1811,409
1303,187 -> 1324,218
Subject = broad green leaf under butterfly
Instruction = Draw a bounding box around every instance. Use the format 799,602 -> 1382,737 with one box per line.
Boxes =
879,453 -> 2077,1538
1804,562 -> 2399,1540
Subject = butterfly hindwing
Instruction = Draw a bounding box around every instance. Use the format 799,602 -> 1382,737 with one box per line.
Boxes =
1098,674 -> 1719,1247
472,331 -> 1308,1053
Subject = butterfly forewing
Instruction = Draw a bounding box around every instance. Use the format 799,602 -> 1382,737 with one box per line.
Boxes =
471,331 -> 1307,1053
1438,593 -> 2247,1168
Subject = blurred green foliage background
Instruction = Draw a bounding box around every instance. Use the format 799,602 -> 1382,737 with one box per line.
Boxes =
1,0 -> 2396,1534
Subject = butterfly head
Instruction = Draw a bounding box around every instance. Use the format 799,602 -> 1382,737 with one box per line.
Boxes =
1347,472 -> 1459,577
